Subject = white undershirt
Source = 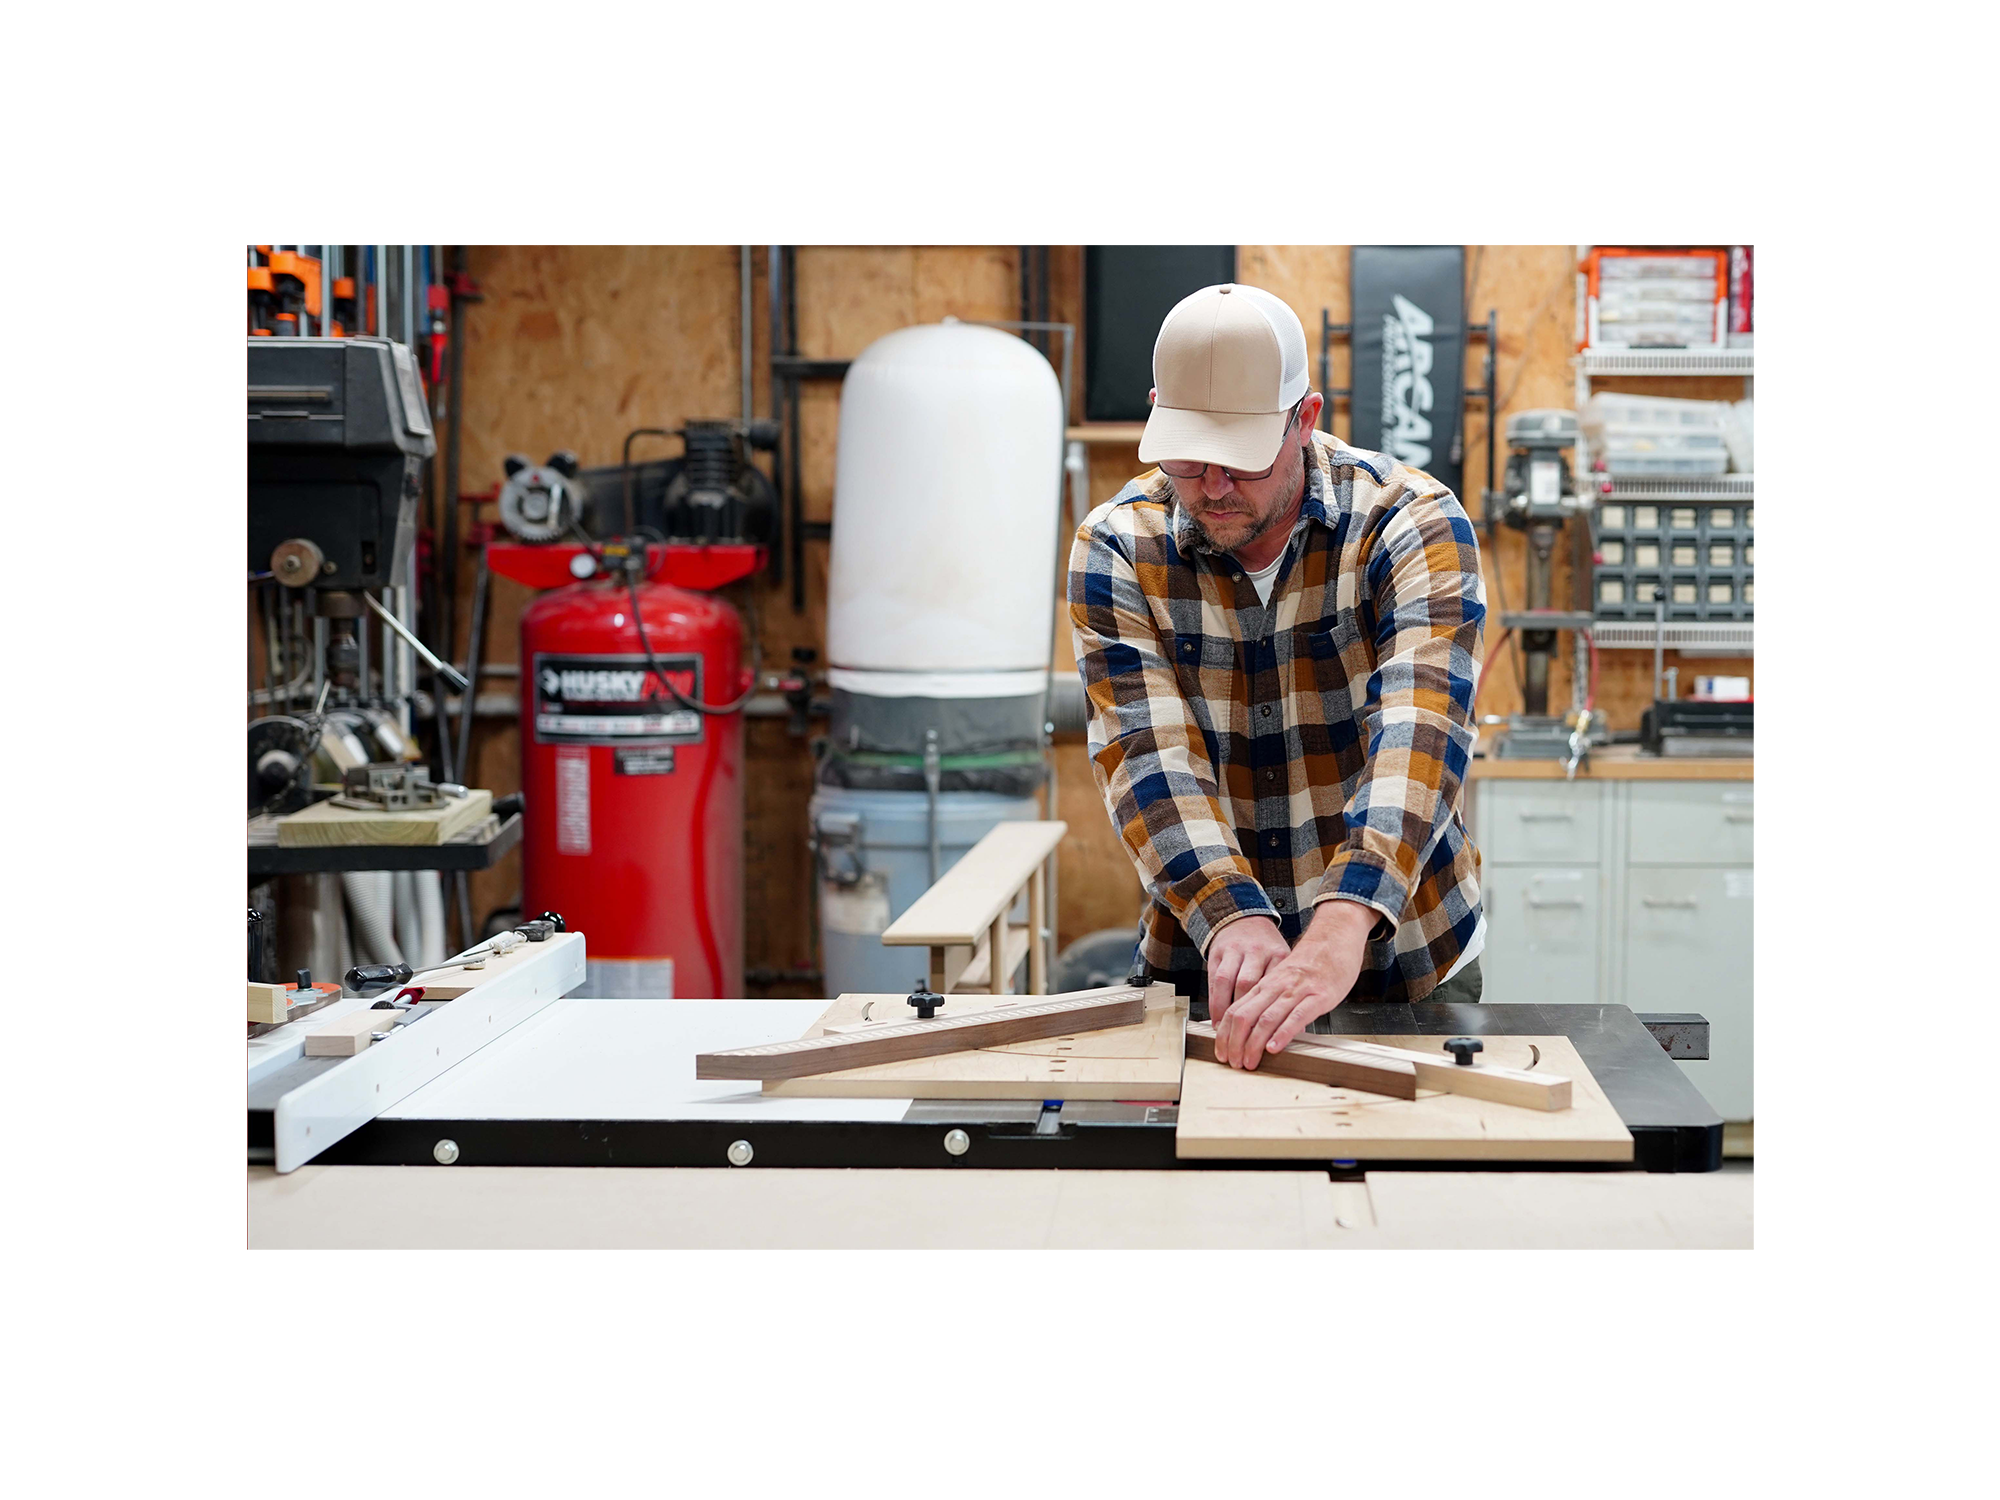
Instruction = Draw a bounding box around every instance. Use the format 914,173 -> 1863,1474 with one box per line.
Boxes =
1242,550 -> 1286,604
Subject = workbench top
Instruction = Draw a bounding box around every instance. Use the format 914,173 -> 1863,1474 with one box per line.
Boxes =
247,1163 -> 1751,1249
1471,744 -> 1752,781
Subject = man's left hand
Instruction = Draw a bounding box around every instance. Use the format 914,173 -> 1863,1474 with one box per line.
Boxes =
1211,901 -> 1377,1068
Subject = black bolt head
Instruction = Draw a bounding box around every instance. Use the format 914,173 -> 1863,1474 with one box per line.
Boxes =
1444,1037 -> 1483,1067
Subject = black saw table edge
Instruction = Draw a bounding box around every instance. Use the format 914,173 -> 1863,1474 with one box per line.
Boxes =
306,1002 -> 1722,1173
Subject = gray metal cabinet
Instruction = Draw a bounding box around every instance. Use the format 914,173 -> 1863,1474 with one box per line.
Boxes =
1480,865 -> 1601,1006
1473,773 -> 1754,1120
1622,864 -> 1754,1122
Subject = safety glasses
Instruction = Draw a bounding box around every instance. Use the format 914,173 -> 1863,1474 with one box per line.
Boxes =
1157,400 -> 1305,482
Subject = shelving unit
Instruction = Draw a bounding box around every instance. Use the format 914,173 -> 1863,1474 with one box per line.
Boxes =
1573,264 -> 1753,653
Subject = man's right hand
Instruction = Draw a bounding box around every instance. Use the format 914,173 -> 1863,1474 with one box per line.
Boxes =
1204,916 -> 1291,1027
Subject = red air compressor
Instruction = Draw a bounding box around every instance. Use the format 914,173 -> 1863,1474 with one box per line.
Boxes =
515,541 -> 754,998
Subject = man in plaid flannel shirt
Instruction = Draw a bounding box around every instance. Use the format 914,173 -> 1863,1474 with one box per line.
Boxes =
1067,283 -> 1486,1070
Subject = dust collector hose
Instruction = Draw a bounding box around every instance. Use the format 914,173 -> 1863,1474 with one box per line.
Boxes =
393,870 -> 422,966
414,871 -> 446,970
1047,672 -> 1089,735
340,871 -> 405,967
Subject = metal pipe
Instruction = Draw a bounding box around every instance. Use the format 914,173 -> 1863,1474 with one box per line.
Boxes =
741,245 -> 754,424
1044,719 -> 1060,990
357,602 -> 371,703
620,427 -> 677,536
766,243 -> 785,591
456,543 -> 491,778
260,583 -> 280,699
442,247 -> 468,667
312,614 -> 326,706
363,588 -> 468,691
786,247 -> 804,611
398,575 -> 416,732
1653,591 -> 1667,701
377,244 -> 389,337
1319,311 -> 1333,432
1484,310 -> 1499,504
922,727 -> 942,885
402,245 -> 416,349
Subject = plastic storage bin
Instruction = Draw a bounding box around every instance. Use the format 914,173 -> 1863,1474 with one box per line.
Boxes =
1593,503 -> 1754,623
1583,248 -> 1727,351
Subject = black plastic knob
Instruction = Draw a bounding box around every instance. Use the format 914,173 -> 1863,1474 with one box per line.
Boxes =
1444,1037 -> 1483,1067
907,982 -> 946,1020
295,968 -> 312,991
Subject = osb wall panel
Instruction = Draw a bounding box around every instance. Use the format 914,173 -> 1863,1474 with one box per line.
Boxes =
450,244 -> 1749,990
453,246 -> 1080,987
453,246 -> 756,943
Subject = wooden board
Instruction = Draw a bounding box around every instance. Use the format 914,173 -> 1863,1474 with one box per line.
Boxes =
950,923 -> 1031,993
277,788 -> 494,847
697,985 -> 1145,1082
247,982 -> 289,1025
302,1009 -> 392,1057
1183,1022 -> 1415,1099
1176,1034 -> 1632,1163
761,983 -> 1186,1101
879,821 -> 1066,948
1331,1039 -> 1571,1111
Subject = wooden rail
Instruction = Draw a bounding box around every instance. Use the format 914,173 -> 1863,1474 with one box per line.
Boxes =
880,820 -> 1067,996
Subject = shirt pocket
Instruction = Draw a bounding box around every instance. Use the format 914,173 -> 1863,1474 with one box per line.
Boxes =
1170,633 -> 1238,734
1301,614 -> 1366,722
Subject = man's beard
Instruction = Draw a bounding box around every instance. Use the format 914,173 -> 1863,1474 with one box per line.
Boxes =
1188,502 -> 1283,554
1184,442 -> 1307,554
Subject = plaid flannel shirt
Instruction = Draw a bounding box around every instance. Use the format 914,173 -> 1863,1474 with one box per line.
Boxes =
1066,430 -> 1486,1003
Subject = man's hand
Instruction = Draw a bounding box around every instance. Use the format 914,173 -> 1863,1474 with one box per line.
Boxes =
1204,917 -> 1291,1029
1211,901 -> 1376,1069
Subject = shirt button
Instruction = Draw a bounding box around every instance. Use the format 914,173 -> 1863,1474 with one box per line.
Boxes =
1264,768 -> 1278,782
1259,705 -> 1272,718
1273,894 -> 1289,910
1267,833 -> 1281,846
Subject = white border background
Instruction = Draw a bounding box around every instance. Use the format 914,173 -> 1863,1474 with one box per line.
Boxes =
6,2 -> 1989,1495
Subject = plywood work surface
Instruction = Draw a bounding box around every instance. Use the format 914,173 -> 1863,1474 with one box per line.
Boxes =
1176,1034 -> 1632,1163
277,789 -> 494,847
762,982 -> 1187,1101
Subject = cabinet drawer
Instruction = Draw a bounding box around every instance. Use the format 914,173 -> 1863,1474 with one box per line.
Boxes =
1479,865 -> 1603,1005
1479,781 -> 1602,865
1628,782 -> 1754,865
1622,866 -> 1754,1120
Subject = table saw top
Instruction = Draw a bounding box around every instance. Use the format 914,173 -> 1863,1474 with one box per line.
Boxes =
297,996 -> 1722,1173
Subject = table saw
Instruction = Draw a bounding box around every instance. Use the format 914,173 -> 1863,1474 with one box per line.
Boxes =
248,932 -> 1723,1178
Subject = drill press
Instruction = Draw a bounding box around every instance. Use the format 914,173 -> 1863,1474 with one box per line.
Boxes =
1490,410 -> 1606,773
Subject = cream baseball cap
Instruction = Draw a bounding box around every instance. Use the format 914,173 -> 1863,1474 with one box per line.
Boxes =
1138,283 -> 1311,472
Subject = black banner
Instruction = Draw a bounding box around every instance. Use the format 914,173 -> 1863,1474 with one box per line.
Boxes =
1084,246 -> 1238,422
1348,246 -> 1467,500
